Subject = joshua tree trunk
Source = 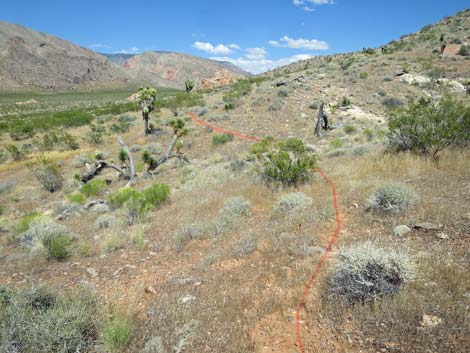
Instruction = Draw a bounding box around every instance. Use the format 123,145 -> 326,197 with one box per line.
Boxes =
315,101 -> 325,138
143,111 -> 150,135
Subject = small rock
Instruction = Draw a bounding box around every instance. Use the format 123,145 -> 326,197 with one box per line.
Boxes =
179,294 -> 196,304
413,222 -> 441,231
144,286 -> 157,295
420,314 -> 442,328
141,336 -> 166,353
86,268 -> 98,278
436,232 -> 449,240
393,225 -> 411,237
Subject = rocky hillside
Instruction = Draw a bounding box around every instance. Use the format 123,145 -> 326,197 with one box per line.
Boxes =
0,21 -> 132,90
110,51 -> 248,90
0,22 -> 248,91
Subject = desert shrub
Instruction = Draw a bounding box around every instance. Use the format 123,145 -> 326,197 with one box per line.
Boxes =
267,97 -> 283,112
171,223 -> 203,252
37,130 -> 79,151
366,184 -> 417,213
250,137 -> 316,187
330,138 -> 344,149
0,180 -> 15,195
109,114 -> 135,133
12,212 -> 42,235
100,232 -> 125,253
224,102 -> 235,110
382,96 -> 403,108
343,124 -> 356,134
34,156 -> 63,192
143,142 -> 162,155
95,215 -> 117,229
328,242 -> 416,303
20,218 -> 71,260
141,183 -> 170,208
275,192 -> 312,214
103,317 -> 133,352
0,147 -> 7,164
229,159 -> 246,172
235,235 -> 257,258
340,96 -> 351,107
457,45 -> 469,56
108,188 -> 141,209
353,146 -> 368,156
86,123 -> 108,145
81,178 -> 107,197
278,89 -> 288,97
221,197 -> 252,217
359,72 -> 368,79
363,128 -> 374,141
212,133 -> 233,146
67,192 -> 86,204
387,96 -> 470,158
0,286 -> 97,353
6,144 -> 25,161
327,149 -> 347,158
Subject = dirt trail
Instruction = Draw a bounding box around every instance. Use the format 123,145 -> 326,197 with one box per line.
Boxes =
186,112 -> 344,352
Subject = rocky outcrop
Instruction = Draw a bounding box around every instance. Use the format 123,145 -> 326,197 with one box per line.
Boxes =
198,70 -> 240,90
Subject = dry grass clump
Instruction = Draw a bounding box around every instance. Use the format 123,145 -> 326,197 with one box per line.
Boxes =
275,192 -> 312,214
211,196 -> 252,237
328,241 -> 416,303
366,183 -> 417,213
171,223 -> 204,252
95,214 -> 117,230
0,286 -> 97,353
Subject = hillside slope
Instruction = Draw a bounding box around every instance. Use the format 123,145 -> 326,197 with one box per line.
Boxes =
0,21 -> 132,90
113,51 -> 248,89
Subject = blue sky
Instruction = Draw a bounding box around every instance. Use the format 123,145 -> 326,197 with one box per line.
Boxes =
1,0 -> 468,73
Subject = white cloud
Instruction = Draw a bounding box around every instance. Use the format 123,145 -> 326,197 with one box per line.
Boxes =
269,35 -> 329,50
211,47 -> 314,74
88,43 -> 111,50
192,41 -> 239,55
116,47 -> 141,54
293,0 -> 334,11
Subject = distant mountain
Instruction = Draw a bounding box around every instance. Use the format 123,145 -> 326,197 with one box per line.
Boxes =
0,21 -> 131,90
0,20 -> 249,92
102,51 -> 249,89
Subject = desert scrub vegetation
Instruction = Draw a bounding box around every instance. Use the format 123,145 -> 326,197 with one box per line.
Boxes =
275,192 -> 312,214
366,183 -> 417,213
107,183 -> 170,224
171,223 -> 204,252
250,137 -> 316,187
0,286 -> 97,353
327,242 -> 416,303
212,133 -> 233,146
81,178 -> 108,197
387,96 -> 470,158
95,214 -> 117,230
35,129 -> 80,151
33,156 -> 63,192
212,196 -> 252,237
102,316 -> 134,351
20,217 -> 72,260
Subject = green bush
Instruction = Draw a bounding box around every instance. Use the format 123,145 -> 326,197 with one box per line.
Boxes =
102,317 -> 133,352
367,184 -> 417,213
387,96 -> 470,158
328,242 -> 416,303
359,72 -> 368,79
81,178 -> 108,197
12,212 -> 42,235
250,137 -> 316,187
107,188 -> 141,209
42,233 -> 70,260
67,192 -> 86,204
6,144 -> 25,161
212,133 -> 233,146
457,45 -> 469,56
343,124 -> 356,134
330,138 -> 344,149
0,287 -> 97,353
141,183 -> 170,209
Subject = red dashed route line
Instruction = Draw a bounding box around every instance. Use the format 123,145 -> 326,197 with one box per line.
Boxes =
186,112 -> 342,353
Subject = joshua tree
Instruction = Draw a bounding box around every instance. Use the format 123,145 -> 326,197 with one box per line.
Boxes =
137,86 -> 157,135
185,80 -> 195,93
